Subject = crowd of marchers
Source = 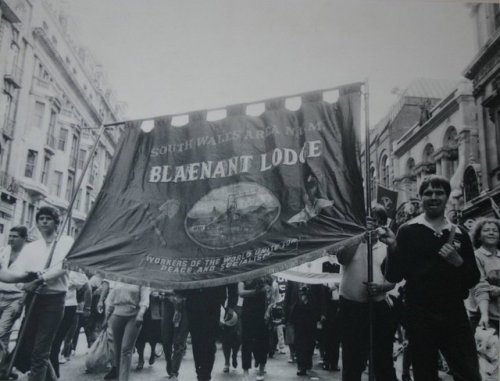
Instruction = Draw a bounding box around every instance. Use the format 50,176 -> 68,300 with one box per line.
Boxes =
0,175 -> 498,381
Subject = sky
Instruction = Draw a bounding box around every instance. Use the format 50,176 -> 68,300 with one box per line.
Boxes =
64,0 -> 476,126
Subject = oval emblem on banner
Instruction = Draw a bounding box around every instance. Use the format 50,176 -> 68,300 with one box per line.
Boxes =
185,182 -> 281,249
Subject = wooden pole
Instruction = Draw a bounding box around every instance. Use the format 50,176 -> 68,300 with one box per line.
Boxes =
363,80 -> 375,381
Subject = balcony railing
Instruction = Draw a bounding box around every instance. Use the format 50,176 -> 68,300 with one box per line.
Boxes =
1,117 -> 15,139
4,64 -> 23,89
0,171 -> 19,194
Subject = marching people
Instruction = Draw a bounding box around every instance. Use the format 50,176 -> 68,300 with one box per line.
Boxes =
62,275 -> 92,360
470,218 -> 500,332
239,277 -> 270,381
383,175 -> 481,381
283,281 -> 300,364
103,282 -> 151,381
178,284 -> 238,381
12,206 -> 74,381
337,204 -> 398,381
266,277 -> 286,358
49,270 -> 89,376
319,280 -> 341,372
220,296 -> 241,373
160,290 -> 189,380
0,226 -> 28,379
289,285 -> 318,377
320,255 -> 341,372
135,291 -> 162,370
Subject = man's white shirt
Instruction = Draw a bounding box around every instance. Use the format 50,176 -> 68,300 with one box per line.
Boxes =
14,235 -> 74,294
0,245 -> 25,293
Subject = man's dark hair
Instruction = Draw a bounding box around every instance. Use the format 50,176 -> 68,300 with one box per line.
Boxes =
371,203 -> 388,226
36,206 -> 60,226
418,175 -> 451,198
10,225 -> 28,239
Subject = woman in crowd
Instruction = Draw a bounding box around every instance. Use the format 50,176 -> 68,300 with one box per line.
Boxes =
103,282 -> 150,381
471,218 -> 500,331
239,277 -> 271,381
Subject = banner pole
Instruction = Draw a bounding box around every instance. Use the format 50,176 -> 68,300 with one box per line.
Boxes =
5,123 -> 106,376
363,80 -> 375,381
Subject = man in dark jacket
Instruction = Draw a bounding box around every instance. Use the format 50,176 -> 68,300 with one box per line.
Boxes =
382,175 -> 481,381
179,284 -> 238,381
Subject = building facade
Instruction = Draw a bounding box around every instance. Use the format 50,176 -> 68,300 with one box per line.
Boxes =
0,0 -> 125,243
462,3 -> 500,225
363,78 -> 459,206
392,81 -> 478,224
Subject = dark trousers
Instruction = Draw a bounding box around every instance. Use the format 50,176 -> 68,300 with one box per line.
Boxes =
50,305 -> 77,377
407,303 -> 481,381
221,306 -> 241,366
323,299 -> 340,369
241,322 -> 268,371
185,298 -> 219,381
338,297 -> 398,381
15,293 -> 65,381
295,324 -> 315,372
161,299 -> 189,377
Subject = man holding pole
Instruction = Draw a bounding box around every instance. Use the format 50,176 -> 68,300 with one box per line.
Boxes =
0,227 -> 28,375
337,204 -> 398,381
11,206 -> 74,381
381,175 -> 481,381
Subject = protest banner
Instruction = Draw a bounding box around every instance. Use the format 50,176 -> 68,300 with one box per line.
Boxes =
66,85 -> 366,288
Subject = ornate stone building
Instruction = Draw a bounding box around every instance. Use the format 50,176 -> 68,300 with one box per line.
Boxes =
0,0 -> 125,243
462,3 -> 500,226
363,78 -> 458,206
392,81 -> 478,223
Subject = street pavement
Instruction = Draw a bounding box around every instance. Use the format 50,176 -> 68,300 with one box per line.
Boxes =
14,337 -> 454,381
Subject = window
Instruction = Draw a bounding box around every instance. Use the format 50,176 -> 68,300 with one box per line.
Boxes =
21,201 -> 27,225
85,190 -> 91,212
58,128 -> 68,151
27,204 -> 34,228
104,152 -> 112,174
24,150 -> 38,178
78,149 -> 86,169
70,135 -> 78,168
75,189 -> 82,210
66,174 -> 74,201
406,158 -> 415,176
52,170 -> 63,197
380,155 -> 389,186
369,166 -> 376,198
32,102 -> 45,128
41,156 -> 50,185
423,144 -> 435,162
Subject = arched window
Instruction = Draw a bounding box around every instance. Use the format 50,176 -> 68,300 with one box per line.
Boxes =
443,127 -> 459,174
406,158 -> 415,176
422,144 -> 436,175
423,144 -> 435,162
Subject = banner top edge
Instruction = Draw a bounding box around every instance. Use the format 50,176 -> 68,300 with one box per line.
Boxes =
104,80 -> 366,128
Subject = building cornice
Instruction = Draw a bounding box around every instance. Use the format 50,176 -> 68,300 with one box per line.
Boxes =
32,27 -> 103,126
464,28 -> 500,94
394,96 -> 460,156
